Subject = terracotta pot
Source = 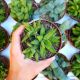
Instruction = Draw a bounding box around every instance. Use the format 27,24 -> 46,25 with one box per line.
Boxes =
0,0 -> 10,23
0,55 -> 9,78
21,19 -> 62,61
0,26 -> 9,52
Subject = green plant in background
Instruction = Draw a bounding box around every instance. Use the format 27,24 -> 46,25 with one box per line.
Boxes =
71,23 -> 80,49
0,62 -> 8,80
0,0 -> 6,23
10,0 -> 34,22
22,21 -> 60,61
71,53 -> 80,79
42,54 -> 71,80
67,0 -> 80,20
0,28 -> 6,50
34,0 -> 66,21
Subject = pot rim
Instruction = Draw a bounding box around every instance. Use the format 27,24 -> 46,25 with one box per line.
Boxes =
0,26 -> 10,52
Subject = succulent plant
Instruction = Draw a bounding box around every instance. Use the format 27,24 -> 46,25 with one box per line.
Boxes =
34,0 -> 66,21
0,27 -> 8,51
0,0 -> 6,23
70,23 -> 80,49
71,53 -> 80,79
42,54 -> 71,80
21,20 -> 60,61
10,0 -> 34,22
67,0 -> 80,20
0,62 -> 8,80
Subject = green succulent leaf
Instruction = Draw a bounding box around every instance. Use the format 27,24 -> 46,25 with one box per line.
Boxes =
10,0 -> 34,22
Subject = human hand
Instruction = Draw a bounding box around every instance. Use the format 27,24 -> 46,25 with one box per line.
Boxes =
7,25 -> 55,80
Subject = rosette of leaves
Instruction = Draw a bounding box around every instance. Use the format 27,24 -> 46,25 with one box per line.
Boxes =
71,53 -> 80,79
70,23 -> 80,49
22,20 -> 60,61
34,0 -> 66,21
0,27 -> 9,51
67,0 -> 80,21
10,0 -> 34,22
0,0 -> 7,23
42,54 -> 71,80
0,62 -> 8,80
0,56 -> 9,80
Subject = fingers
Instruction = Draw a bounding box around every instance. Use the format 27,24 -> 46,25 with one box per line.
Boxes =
11,25 -> 25,58
35,56 -> 55,74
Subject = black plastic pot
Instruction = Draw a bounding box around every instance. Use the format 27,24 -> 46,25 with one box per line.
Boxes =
0,26 -> 9,52
21,19 -> 62,61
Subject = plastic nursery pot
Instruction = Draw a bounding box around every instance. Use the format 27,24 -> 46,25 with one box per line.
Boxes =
33,0 -> 66,22
0,0 -> 10,23
65,23 -> 80,49
0,26 -> 9,52
10,0 -> 37,23
0,55 -> 9,79
21,19 -> 62,61
70,52 -> 80,79
66,0 -> 80,22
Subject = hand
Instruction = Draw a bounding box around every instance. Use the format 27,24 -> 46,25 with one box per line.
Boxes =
7,25 -> 55,80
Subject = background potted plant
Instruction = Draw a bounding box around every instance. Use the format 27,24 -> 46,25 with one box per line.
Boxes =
66,23 -> 80,49
0,26 -> 9,52
70,53 -> 80,79
66,0 -> 80,22
10,0 -> 35,23
42,53 -> 71,80
33,0 -> 66,22
0,0 -> 10,23
21,20 -> 62,61
0,55 -> 9,80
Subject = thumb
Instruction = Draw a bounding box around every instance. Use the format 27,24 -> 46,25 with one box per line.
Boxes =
35,56 -> 55,74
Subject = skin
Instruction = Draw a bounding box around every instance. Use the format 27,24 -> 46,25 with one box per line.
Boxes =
6,25 -> 55,80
